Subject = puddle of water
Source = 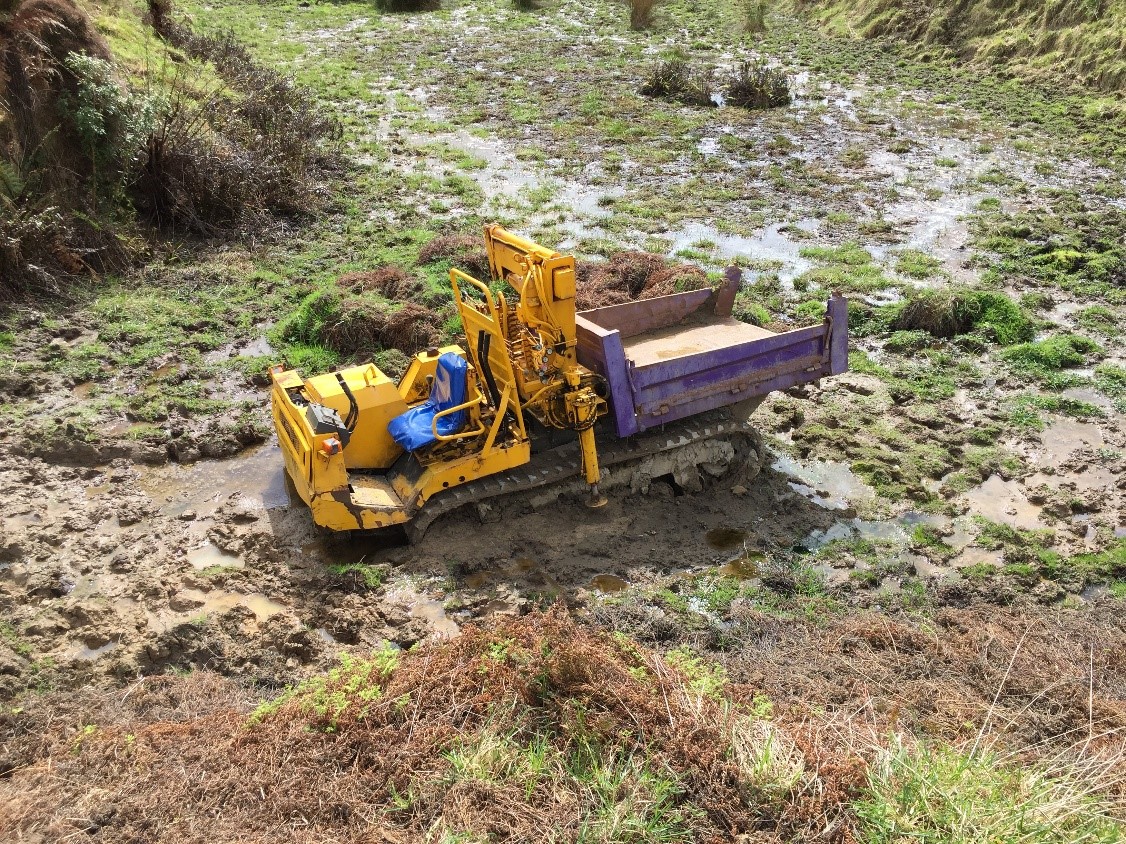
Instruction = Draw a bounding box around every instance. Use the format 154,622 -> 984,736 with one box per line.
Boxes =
407,120 -> 617,242
697,137 -> 719,155
461,557 -> 561,594
706,527 -> 748,551
804,511 -> 951,551
1035,418 -> 1104,466
1116,526 -> 1126,538
139,441 -> 294,517
71,382 -> 95,399
186,541 -> 243,571
913,555 -> 950,579
177,588 -> 287,622
771,451 -> 876,510
206,335 -> 276,364
961,474 -> 1042,530
410,596 -> 459,637
71,641 -> 118,661
951,547 -> 1003,569
386,583 -> 459,637
67,573 -> 129,600
315,627 -> 336,644
666,222 -> 813,286
591,574 -> 629,593
1026,466 -> 1117,494
1061,387 -> 1116,412
718,552 -> 764,580
150,363 -> 179,381
1082,583 -> 1110,602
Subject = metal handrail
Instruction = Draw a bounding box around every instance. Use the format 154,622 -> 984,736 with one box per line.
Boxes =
431,393 -> 488,442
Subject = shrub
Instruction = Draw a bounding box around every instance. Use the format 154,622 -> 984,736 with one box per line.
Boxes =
723,61 -> 791,109
629,0 -> 656,30
138,26 -> 342,233
744,0 -> 767,33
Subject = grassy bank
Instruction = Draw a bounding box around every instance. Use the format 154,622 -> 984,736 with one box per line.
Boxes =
794,0 -> 1126,93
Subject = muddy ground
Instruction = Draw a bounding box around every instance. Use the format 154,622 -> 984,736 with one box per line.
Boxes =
0,0 -> 1124,752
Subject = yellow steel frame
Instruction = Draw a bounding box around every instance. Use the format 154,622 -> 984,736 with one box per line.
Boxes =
270,226 -> 609,533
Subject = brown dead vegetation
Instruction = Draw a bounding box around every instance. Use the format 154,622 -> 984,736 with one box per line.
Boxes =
0,609 -> 870,844
576,251 -> 709,309
416,232 -> 492,280
320,298 -> 441,359
4,602 -> 1126,842
0,0 -> 121,297
597,598 -> 1126,758
337,266 -> 423,300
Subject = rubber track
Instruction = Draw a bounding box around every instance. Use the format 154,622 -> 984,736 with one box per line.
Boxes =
406,407 -> 758,539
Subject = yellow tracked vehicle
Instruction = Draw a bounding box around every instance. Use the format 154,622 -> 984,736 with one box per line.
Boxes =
270,226 -> 848,537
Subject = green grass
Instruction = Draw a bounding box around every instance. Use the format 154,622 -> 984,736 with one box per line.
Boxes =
894,249 -> 943,279
328,562 -> 387,588
856,739 -> 1124,844
665,647 -> 729,700
440,729 -> 698,841
249,646 -> 400,730
1094,364 -> 1126,397
1006,393 -> 1105,429
1002,334 -> 1104,379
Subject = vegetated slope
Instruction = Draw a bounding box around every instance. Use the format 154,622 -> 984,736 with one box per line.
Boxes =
794,0 -> 1126,92
0,0 -> 338,301
2,608 -> 1124,843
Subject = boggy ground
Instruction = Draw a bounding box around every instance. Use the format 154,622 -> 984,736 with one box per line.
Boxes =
1,0 -> 1126,836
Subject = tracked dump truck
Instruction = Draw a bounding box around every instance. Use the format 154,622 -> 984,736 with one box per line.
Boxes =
270,226 -> 848,537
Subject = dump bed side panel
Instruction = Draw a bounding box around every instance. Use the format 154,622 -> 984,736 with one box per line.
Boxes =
628,322 -> 831,430
575,316 -> 640,436
577,294 -> 847,437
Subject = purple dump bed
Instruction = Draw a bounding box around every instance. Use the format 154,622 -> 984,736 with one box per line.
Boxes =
576,270 -> 848,437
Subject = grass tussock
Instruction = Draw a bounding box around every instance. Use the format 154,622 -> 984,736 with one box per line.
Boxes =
891,288 -> 1036,345
278,286 -> 444,364
337,266 -> 422,300
416,232 -> 492,280
373,0 -> 441,11
575,251 -> 708,309
857,739 -> 1125,844
1002,333 -> 1104,376
641,59 -> 792,110
639,59 -> 715,106
744,0 -> 767,34
724,60 -> 791,109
